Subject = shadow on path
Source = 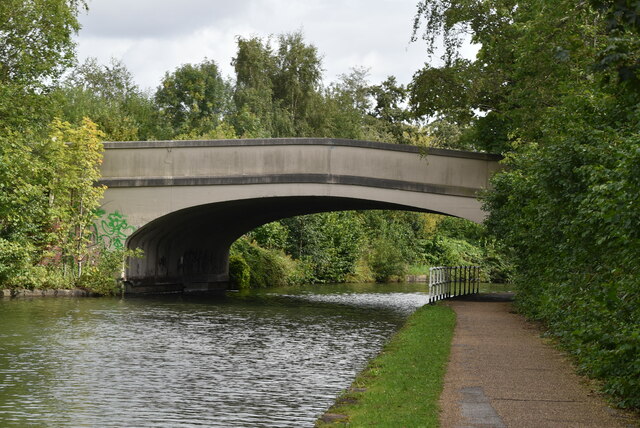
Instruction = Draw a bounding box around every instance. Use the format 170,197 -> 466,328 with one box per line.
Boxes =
449,292 -> 515,303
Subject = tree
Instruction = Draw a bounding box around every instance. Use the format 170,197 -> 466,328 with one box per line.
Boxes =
410,0 -> 601,152
55,58 -> 163,140
314,67 -> 373,140
281,212 -> 364,283
0,118 -> 105,287
231,36 -> 277,137
272,32 -> 323,136
230,31 -> 323,138
368,76 -> 419,145
155,59 -> 232,137
45,118 -> 105,277
590,0 -> 640,90
0,0 -> 89,287
0,0 -> 86,131
412,0 -> 640,408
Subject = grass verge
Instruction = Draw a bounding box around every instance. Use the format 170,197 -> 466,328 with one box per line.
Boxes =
316,304 -> 456,427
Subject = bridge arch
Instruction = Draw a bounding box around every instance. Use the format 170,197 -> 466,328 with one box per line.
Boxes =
98,138 -> 501,292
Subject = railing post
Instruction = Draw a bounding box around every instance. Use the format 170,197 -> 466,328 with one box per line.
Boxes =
453,266 -> 460,296
429,268 -> 433,303
466,265 -> 469,295
455,266 -> 459,297
462,265 -> 466,295
470,266 -> 474,294
472,266 -> 476,293
464,266 -> 471,294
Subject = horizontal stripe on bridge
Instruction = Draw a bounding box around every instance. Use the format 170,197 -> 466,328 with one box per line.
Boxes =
98,174 -> 480,198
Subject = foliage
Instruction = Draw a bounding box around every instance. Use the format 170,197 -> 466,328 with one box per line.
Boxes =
0,131 -> 51,259
367,238 -> 406,282
54,58 -> 164,140
0,0 -> 124,292
230,237 -> 311,288
228,253 -> 250,289
45,118 -> 106,277
0,118 -> 107,288
0,0 -> 86,131
419,235 -> 482,267
77,248 -> 142,295
0,0 -> 85,86
282,212 -> 365,283
230,32 -> 323,138
272,32 -> 323,136
485,91 -> 640,408
410,0 -> 604,152
411,0 -> 640,408
247,221 -> 289,251
318,305 -> 455,427
0,239 -> 36,286
245,211 -> 504,286
344,256 -> 376,283
590,0 -> 640,90
155,59 -> 232,137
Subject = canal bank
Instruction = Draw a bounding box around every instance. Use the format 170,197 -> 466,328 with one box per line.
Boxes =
319,293 -> 639,427
1,288 -> 94,298
317,304 -> 456,427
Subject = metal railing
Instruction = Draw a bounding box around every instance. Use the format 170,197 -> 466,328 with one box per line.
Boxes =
428,266 -> 481,303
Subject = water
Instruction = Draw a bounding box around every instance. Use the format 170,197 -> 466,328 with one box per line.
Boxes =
0,283 -> 430,427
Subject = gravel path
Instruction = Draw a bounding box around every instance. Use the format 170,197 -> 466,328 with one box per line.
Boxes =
439,294 -> 637,428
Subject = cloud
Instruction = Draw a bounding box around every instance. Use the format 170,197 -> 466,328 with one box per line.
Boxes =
80,0 -> 251,38
76,0 -> 442,90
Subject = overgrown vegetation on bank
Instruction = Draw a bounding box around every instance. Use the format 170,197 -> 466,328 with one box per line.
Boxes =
0,1 -> 140,295
316,304 -> 455,427
412,0 -> 640,409
228,212 -> 509,290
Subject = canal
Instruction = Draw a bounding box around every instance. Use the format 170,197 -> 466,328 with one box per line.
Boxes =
0,283 -> 430,427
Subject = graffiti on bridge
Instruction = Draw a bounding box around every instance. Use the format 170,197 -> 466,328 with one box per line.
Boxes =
93,209 -> 136,250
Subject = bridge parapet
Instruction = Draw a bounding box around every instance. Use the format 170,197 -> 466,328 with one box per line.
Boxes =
101,138 -> 499,189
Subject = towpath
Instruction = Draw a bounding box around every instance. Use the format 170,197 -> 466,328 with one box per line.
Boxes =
439,294 -> 637,428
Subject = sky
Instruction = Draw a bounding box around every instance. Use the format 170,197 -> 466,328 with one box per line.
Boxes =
74,0 -> 473,92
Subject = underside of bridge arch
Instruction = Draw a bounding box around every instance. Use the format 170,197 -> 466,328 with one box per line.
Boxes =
124,196 -> 444,293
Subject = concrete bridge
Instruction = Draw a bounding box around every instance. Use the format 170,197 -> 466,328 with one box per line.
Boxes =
97,138 -> 501,293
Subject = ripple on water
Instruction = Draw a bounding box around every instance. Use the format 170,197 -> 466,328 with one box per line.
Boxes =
0,287 -> 428,427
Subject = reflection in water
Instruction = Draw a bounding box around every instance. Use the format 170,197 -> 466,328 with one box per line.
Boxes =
0,283 -> 429,427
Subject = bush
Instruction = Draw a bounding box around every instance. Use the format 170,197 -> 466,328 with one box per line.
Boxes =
0,239 -> 35,288
231,237 -> 312,288
229,254 -> 250,289
77,248 -> 142,295
485,90 -> 640,409
345,256 -> 376,283
368,238 -> 406,282
419,235 -> 482,267
248,221 -> 289,250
